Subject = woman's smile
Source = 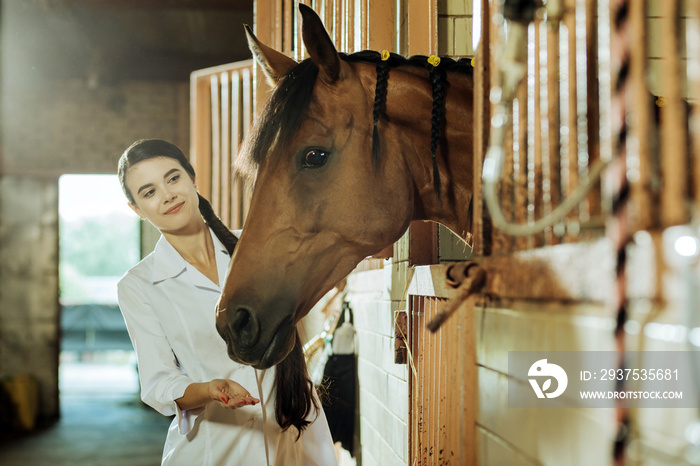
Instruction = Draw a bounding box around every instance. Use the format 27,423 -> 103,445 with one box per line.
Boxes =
165,201 -> 185,215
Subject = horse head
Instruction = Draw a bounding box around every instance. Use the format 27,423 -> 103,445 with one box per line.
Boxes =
216,4 -> 473,368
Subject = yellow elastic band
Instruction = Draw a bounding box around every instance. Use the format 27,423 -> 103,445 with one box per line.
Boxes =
427,55 -> 440,67
381,50 -> 390,61
471,57 -> 475,66
655,96 -> 666,107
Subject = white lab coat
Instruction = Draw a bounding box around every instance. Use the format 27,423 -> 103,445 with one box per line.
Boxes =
117,228 -> 337,466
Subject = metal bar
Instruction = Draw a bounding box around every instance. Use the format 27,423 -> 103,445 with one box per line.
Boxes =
585,0 -> 601,226
334,0 -> 343,48
360,0 -> 368,50
546,19 -> 562,244
241,67 -> 254,223
210,74 -> 221,213
436,300 -> 445,463
345,0 -> 358,53
575,0 -> 590,223
284,0 -> 293,56
274,0 -> 284,51
190,76 -> 213,200
408,296 -> 415,464
565,6 -> 580,239
558,19 -> 571,239
527,22 -> 537,249
220,71 -> 231,223
231,70 -> 242,229
473,0 -> 492,256
514,88 -> 529,251
418,296 -> 424,465
539,19 -> 553,245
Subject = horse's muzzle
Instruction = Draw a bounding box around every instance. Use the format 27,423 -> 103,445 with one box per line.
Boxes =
216,311 -> 295,369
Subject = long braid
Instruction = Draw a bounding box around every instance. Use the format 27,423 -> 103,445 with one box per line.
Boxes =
198,193 -> 317,437
428,62 -> 446,201
372,60 -> 390,167
198,194 -> 238,254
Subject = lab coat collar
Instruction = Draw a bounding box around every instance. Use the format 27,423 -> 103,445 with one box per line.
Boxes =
150,227 -> 231,290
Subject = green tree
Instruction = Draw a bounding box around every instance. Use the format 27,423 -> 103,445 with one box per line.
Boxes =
60,212 -> 140,277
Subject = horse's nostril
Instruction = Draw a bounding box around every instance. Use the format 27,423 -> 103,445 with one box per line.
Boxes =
231,307 -> 260,349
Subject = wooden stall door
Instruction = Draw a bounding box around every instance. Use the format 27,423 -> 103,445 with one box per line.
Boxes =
190,60 -> 255,230
409,295 -> 477,465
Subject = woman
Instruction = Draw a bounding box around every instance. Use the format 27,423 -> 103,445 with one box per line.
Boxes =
116,139 -> 337,465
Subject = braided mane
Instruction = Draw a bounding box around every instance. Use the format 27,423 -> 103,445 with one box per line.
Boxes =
237,50 -> 473,198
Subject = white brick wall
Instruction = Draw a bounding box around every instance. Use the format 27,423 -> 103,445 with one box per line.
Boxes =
348,266 -> 410,464
438,0 -> 475,57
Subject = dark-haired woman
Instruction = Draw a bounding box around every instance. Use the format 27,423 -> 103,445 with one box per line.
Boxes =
116,139 -> 337,466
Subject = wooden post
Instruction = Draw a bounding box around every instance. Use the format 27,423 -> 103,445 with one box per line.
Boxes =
660,0 -> 689,227
190,75 -> 213,200
473,0 -> 491,257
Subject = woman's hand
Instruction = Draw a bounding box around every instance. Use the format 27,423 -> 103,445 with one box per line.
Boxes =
209,379 -> 260,409
176,379 -> 260,411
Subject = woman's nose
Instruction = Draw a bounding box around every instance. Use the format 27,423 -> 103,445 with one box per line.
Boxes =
162,188 -> 176,202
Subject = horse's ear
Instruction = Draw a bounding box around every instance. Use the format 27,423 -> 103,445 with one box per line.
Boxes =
244,25 -> 297,85
299,4 -> 341,84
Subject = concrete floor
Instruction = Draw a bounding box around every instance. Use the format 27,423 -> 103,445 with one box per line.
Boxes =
0,361 -> 171,466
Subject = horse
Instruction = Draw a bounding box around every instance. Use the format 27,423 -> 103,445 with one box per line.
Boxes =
216,4 -> 474,369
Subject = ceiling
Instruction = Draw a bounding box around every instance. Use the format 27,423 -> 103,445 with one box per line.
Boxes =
2,0 -> 255,84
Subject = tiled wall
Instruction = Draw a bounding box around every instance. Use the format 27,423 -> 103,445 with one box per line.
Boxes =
348,256 -> 410,466
475,301 -> 618,465
438,0 -> 474,57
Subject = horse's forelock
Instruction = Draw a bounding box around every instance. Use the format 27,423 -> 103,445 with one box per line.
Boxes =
236,59 -> 320,178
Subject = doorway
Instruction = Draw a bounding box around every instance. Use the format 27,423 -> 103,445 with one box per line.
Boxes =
58,174 -> 140,399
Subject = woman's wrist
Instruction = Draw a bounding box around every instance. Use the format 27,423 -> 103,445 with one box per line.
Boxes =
175,382 -> 213,411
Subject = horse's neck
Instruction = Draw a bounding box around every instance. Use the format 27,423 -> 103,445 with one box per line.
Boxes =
383,68 -> 474,239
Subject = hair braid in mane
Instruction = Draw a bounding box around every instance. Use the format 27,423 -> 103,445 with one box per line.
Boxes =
428,64 -> 446,200
372,61 -> 390,167
198,194 -> 317,437
345,52 -> 465,199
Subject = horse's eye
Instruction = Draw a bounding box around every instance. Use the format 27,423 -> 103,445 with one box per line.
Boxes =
302,149 -> 329,168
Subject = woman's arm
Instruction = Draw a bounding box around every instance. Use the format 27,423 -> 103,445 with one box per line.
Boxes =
176,379 -> 260,411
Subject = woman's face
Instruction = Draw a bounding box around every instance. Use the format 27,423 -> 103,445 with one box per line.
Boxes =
125,156 -> 200,233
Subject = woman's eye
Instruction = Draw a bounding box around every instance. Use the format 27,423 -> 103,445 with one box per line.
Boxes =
302,149 -> 329,168
168,175 -> 180,183
143,189 -> 155,198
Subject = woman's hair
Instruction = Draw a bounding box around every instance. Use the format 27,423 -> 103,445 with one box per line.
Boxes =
118,138 -> 317,436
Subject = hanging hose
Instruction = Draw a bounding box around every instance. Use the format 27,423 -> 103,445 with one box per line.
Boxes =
482,0 -> 610,237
